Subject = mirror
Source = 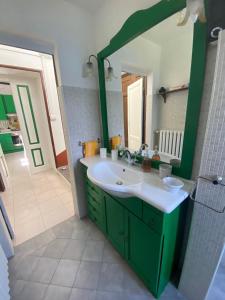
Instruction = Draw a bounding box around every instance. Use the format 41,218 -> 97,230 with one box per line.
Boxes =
105,12 -> 194,164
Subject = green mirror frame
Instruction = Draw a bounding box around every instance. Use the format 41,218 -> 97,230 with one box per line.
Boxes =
97,0 -> 208,179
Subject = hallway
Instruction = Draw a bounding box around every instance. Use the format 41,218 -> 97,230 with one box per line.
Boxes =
1,152 -> 75,245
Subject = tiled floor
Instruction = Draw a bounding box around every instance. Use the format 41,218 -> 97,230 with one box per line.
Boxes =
9,216 -> 186,300
207,252 -> 225,300
58,165 -> 70,183
1,152 -> 75,245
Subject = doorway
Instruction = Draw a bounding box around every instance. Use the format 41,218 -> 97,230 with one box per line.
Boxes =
121,72 -> 147,150
0,45 -> 74,245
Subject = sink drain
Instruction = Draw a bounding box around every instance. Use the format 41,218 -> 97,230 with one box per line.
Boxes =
116,180 -> 123,185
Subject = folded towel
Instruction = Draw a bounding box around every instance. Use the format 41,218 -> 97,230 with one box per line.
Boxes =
111,135 -> 122,150
83,140 -> 99,157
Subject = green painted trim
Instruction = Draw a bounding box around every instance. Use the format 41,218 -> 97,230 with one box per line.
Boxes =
17,85 -> 40,145
97,0 -> 208,179
31,147 -> 44,167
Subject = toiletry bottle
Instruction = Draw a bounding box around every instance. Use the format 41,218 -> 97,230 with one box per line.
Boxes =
142,151 -> 151,172
152,146 -> 160,161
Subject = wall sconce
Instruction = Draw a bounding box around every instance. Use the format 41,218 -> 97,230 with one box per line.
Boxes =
84,55 -> 116,80
177,0 -> 206,26
105,58 -> 117,81
84,55 -> 97,78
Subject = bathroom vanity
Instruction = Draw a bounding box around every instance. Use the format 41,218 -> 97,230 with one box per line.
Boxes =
80,156 -> 193,298
79,0 -> 207,298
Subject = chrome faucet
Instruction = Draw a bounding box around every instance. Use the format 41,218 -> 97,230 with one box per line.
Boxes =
138,144 -> 149,155
122,149 -> 133,164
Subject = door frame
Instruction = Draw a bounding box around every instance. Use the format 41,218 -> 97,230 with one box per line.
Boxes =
0,64 -> 62,169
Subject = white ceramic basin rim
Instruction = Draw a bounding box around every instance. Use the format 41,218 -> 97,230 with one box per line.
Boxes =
87,161 -> 143,198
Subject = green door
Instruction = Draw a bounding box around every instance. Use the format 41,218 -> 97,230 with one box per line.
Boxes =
105,194 -> 126,257
127,213 -> 163,296
3,95 -> 16,114
0,95 -> 7,120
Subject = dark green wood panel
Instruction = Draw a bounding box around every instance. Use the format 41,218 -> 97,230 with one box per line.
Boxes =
105,193 -> 126,257
4,95 -> 16,114
127,213 -> 163,297
17,85 -> 40,145
0,95 -> 7,120
115,196 -> 143,219
97,0 -> 208,179
157,207 -> 181,296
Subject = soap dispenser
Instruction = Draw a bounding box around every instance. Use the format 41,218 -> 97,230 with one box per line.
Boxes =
152,146 -> 161,161
142,148 -> 151,173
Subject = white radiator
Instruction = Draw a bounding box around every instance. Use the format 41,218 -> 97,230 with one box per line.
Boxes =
0,244 -> 10,300
158,130 -> 184,159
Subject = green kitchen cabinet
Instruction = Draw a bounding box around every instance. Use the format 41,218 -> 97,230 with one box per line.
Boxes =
81,163 -> 183,298
0,133 -> 23,154
0,134 -> 14,152
105,193 -> 126,257
4,95 -> 16,114
0,95 -> 7,120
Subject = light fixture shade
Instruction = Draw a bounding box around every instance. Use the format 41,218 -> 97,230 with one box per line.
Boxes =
106,66 -> 117,81
84,61 -> 94,77
177,0 -> 206,26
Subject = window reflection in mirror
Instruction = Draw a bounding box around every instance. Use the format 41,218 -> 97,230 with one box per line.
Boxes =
106,12 -> 194,164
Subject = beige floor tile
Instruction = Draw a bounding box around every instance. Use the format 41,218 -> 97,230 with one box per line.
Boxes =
4,152 -> 74,246
38,197 -> 64,215
14,216 -> 45,245
42,207 -> 71,230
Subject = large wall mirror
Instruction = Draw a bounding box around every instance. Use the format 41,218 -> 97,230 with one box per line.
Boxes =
98,0 -> 207,179
106,12 -> 193,163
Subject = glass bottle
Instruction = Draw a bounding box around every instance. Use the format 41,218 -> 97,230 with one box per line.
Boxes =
152,146 -> 160,161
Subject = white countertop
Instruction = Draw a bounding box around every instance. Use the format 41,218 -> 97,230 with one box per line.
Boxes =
80,156 -> 194,214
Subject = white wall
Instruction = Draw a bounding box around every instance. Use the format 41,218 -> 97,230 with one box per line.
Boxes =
0,0 -> 97,88
0,84 -> 11,94
157,31 -> 193,131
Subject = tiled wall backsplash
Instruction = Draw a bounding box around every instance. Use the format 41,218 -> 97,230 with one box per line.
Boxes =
61,86 -> 101,218
106,91 -> 124,140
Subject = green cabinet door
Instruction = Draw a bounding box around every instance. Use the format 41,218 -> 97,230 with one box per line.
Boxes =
127,213 -> 163,297
0,95 -> 7,120
0,134 -> 14,153
105,193 -> 126,257
3,95 -> 16,114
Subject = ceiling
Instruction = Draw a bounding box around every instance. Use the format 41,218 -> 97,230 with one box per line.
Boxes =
142,12 -> 193,46
64,0 -> 106,13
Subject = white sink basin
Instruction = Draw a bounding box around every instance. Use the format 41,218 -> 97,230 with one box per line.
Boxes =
87,161 -> 143,198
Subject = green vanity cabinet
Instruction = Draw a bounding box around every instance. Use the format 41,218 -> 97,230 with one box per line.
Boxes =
105,193 -> 126,257
81,164 -> 183,298
85,178 -> 107,234
0,96 -> 7,120
4,95 -> 16,114
127,213 -> 163,293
